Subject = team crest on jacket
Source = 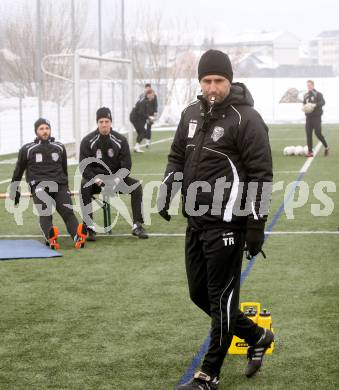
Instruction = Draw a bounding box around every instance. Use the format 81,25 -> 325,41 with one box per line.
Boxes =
211,126 -> 224,142
96,149 -> 102,159
107,148 -> 114,158
51,152 -> 59,162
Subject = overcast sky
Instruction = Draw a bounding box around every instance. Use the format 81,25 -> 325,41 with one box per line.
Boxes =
1,0 -> 338,44
81,0 -> 339,43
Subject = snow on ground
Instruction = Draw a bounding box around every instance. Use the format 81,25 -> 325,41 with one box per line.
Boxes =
1,77 -> 338,155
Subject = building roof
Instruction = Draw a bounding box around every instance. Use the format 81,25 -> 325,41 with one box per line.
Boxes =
317,30 -> 339,38
215,30 -> 299,45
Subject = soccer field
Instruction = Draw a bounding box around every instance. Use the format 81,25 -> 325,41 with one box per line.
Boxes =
0,125 -> 338,390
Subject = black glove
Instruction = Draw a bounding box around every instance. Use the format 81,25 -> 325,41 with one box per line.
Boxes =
14,190 -> 21,206
159,209 -> 171,222
9,183 -> 21,206
245,220 -> 265,259
157,178 -> 172,222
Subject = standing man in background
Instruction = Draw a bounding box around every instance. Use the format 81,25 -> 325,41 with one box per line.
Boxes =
140,83 -> 158,148
130,89 -> 156,152
10,118 -> 87,249
158,49 -> 274,389
303,80 -> 329,157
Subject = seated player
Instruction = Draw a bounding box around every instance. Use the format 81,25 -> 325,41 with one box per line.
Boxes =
10,118 -> 87,249
79,107 -> 148,240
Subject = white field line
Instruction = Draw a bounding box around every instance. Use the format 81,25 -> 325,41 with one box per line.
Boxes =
274,170 -> 300,174
0,135 -> 174,184
139,136 -> 173,148
300,141 -> 322,173
0,136 -> 175,166
0,231 -> 338,239
270,138 -> 306,141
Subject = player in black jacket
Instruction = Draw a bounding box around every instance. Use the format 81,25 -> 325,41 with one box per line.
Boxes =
158,50 -> 274,389
130,89 -> 156,152
79,107 -> 148,240
10,118 -> 87,249
303,80 -> 329,157
139,83 -> 158,147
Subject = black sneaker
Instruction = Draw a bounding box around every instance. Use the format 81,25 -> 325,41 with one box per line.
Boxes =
86,228 -> 97,242
132,223 -> 149,239
176,372 -> 219,390
245,328 -> 274,378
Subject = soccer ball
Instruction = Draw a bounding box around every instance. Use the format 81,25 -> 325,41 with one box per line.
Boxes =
302,103 -> 316,114
303,145 -> 309,155
295,145 -> 305,156
283,146 -> 295,156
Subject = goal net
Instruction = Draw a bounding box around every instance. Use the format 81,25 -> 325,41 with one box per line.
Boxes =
41,52 -> 134,159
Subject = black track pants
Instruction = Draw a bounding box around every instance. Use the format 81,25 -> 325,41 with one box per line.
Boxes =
145,121 -> 152,140
32,184 -> 79,240
185,226 -> 262,377
80,176 -> 144,226
305,116 -> 328,152
130,115 -> 146,143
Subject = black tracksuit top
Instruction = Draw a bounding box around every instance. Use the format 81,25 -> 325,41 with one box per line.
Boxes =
11,137 -> 68,186
131,96 -> 157,121
164,82 -> 273,229
303,89 -> 325,117
79,129 -> 131,181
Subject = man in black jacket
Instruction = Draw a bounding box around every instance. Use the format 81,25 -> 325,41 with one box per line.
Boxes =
303,80 -> 329,157
10,118 -> 87,249
79,107 -> 148,240
130,89 -> 156,152
158,50 -> 274,389
139,83 -> 158,147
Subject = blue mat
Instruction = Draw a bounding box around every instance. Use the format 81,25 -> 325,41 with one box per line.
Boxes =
0,240 -> 62,260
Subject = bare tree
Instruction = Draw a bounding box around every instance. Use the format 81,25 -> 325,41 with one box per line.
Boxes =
121,8 -> 199,113
0,0 -> 87,101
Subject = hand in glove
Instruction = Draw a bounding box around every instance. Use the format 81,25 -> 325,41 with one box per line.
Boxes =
9,183 -> 21,206
245,220 -> 265,259
14,190 -> 21,206
157,180 -> 171,222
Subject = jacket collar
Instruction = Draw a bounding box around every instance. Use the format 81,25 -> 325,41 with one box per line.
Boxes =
34,136 -> 55,143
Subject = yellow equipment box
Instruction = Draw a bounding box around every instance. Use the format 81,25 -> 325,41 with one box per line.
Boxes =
228,302 -> 275,355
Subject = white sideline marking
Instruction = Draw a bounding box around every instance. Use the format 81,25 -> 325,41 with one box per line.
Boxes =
266,231 -> 339,235
275,170 -> 300,174
138,137 -> 173,149
270,138 -> 305,141
134,173 -> 163,176
0,179 -> 11,184
300,141 -> 322,173
0,136 -> 174,166
0,159 -> 16,164
0,231 -> 338,239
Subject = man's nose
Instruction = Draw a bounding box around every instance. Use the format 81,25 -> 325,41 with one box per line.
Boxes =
209,81 -> 217,92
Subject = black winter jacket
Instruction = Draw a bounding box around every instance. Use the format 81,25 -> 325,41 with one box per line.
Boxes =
303,89 -> 325,117
162,82 -> 273,230
130,97 -> 156,121
11,137 -> 68,187
79,128 -> 131,181
138,93 -> 158,114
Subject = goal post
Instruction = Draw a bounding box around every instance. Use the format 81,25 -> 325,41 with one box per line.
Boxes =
41,51 -> 134,160
73,53 -> 133,160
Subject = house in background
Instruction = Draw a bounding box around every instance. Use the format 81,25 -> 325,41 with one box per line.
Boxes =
216,31 -> 301,66
309,30 -> 339,75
